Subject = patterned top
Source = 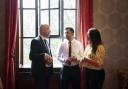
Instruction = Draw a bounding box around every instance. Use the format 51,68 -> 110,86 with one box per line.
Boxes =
83,44 -> 105,70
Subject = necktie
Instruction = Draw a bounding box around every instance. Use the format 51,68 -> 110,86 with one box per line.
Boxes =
66,41 -> 72,65
43,39 -> 53,67
69,41 -> 71,57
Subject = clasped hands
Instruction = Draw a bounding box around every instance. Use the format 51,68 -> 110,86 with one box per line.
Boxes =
65,56 -> 77,65
45,53 -> 53,64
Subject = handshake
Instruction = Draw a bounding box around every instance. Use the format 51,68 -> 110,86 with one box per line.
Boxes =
45,53 -> 53,65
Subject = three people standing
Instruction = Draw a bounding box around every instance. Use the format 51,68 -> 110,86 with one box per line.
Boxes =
29,25 -> 105,89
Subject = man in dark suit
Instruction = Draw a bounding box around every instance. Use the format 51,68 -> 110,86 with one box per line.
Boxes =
29,24 -> 53,89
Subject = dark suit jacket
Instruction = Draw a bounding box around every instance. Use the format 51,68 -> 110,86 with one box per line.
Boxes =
29,36 -> 53,77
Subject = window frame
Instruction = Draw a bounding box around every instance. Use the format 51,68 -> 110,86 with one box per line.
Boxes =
18,0 -> 78,70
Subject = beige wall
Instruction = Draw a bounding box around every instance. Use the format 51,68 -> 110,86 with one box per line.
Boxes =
0,0 -> 5,80
93,0 -> 128,89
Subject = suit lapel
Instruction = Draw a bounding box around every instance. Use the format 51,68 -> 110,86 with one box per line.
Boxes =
39,36 -> 52,56
39,36 -> 45,48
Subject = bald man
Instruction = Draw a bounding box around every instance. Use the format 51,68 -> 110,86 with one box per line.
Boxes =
29,24 -> 53,89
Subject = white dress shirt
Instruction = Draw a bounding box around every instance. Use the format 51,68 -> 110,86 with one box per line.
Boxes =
58,39 -> 84,66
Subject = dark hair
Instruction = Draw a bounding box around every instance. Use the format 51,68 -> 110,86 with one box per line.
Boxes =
88,28 -> 102,54
65,27 -> 74,33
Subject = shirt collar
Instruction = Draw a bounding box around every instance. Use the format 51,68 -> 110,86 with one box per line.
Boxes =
40,35 -> 47,40
66,38 -> 75,43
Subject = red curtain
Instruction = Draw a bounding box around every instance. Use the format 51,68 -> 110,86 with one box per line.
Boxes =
78,0 -> 93,89
0,77 -> 3,89
78,0 -> 93,48
4,0 -> 18,89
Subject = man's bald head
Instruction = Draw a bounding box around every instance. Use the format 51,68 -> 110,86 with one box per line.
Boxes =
40,24 -> 49,30
39,24 -> 50,37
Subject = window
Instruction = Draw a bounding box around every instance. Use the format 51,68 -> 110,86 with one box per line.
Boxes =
18,0 -> 78,68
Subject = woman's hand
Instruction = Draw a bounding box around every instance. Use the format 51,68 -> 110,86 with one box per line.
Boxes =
79,58 -> 87,68
84,58 -> 100,67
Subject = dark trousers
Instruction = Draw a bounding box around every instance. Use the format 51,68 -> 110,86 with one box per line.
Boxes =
85,68 -> 105,89
33,74 -> 50,89
32,67 -> 53,89
60,65 -> 81,89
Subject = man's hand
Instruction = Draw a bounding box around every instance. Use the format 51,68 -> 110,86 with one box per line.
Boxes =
45,53 -> 53,64
70,56 -> 77,62
65,56 -> 77,65
65,59 -> 71,65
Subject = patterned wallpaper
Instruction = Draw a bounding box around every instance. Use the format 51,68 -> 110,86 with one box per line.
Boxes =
93,0 -> 128,89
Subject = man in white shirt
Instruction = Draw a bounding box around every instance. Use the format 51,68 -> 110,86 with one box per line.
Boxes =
58,27 -> 84,89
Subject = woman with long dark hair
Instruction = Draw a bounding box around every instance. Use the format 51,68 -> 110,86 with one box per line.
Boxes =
80,28 -> 105,89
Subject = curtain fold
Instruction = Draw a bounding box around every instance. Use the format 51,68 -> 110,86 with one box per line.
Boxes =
78,0 -> 93,89
78,0 -> 93,48
4,0 -> 18,89
0,77 -> 3,89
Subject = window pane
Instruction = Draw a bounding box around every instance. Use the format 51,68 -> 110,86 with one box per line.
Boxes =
64,10 -> 76,36
41,10 -> 49,24
23,39 -> 32,68
23,0 -> 35,8
64,0 -> 76,9
50,38 -> 62,68
50,0 -> 59,8
23,10 -> 36,37
40,0 -> 49,9
50,10 -> 59,35
19,0 -> 78,69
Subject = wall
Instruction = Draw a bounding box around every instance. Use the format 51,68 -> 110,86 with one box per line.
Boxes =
93,0 -> 128,89
0,0 -> 5,80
